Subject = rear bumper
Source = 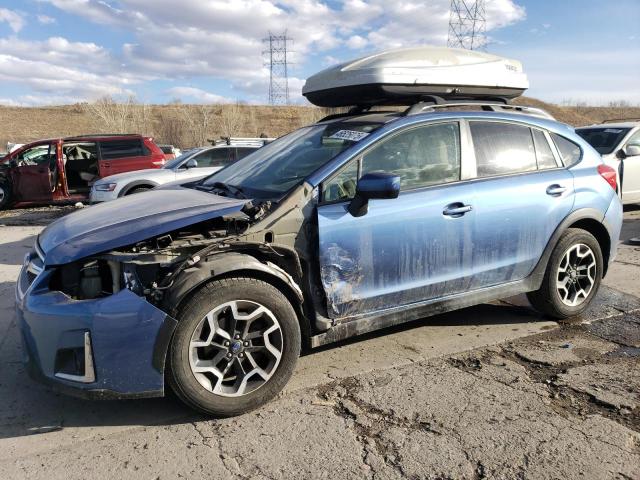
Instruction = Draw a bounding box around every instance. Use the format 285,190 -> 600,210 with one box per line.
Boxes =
16,265 -> 177,399
603,193 -> 623,266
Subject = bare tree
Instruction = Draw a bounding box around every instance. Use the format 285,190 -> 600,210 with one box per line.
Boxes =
179,104 -> 217,147
218,102 -> 243,138
84,95 -> 151,134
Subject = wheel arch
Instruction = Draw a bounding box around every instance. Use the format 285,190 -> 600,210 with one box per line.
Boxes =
164,252 -> 310,342
531,208 -> 612,287
566,218 -> 611,275
118,180 -> 159,197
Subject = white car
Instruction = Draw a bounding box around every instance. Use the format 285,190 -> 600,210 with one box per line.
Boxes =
90,143 -> 261,203
576,121 -> 640,205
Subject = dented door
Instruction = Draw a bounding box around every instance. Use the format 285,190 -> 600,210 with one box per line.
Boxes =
318,183 -> 475,319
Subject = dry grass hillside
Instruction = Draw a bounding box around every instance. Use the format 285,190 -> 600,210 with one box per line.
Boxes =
1,98 -> 639,150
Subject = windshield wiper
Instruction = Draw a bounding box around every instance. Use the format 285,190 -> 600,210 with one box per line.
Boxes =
197,181 -> 247,199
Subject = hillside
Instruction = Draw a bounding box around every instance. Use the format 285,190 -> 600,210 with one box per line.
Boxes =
1,99 -> 639,150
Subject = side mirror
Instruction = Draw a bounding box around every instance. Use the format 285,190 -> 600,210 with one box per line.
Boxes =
348,172 -> 400,217
624,145 -> 640,157
184,158 -> 198,169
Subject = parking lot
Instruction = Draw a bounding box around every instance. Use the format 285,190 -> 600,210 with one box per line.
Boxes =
0,206 -> 636,479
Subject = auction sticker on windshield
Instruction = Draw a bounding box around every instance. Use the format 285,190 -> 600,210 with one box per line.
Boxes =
329,130 -> 370,142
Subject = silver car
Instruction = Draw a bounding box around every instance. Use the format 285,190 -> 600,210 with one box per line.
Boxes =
576,121 -> 640,205
90,143 -> 261,203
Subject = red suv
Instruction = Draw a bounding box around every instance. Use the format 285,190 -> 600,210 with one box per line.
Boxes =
0,134 -> 165,209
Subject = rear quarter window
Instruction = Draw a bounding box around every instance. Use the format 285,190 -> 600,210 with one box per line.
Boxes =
100,140 -> 144,160
551,134 -> 582,167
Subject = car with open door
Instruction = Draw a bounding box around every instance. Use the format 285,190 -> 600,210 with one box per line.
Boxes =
576,120 -> 640,205
0,134 -> 165,209
16,47 -> 622,417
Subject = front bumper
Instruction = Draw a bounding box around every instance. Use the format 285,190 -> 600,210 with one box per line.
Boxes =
16,261 -> 177,399
89,189 -> 118,203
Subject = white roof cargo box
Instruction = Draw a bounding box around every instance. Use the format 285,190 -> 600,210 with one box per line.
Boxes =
302,46 -> 529,107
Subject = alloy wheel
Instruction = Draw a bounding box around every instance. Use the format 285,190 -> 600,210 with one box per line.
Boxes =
556,243 -> 597,307
189,300 -> 283,397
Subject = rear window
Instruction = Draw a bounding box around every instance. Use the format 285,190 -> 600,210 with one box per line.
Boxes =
551,134 -> 582,167
575,128 -> 630,155
470,122 -> 537,177
100,139 -> 143,160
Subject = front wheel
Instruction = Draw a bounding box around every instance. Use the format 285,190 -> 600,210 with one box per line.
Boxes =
168,277 -> 301,417
527,228 -> 603,319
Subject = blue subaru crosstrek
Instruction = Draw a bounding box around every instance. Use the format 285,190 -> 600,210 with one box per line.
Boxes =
16,103 -> 622,416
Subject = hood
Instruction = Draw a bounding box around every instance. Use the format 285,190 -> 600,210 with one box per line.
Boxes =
39,187 -> 248,266
94,168 -> 171,185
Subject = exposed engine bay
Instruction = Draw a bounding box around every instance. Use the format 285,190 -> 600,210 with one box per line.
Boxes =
49,200 -> 276,303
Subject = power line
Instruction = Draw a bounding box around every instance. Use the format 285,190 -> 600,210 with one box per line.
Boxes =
263,31 -> 292,105
447,0 -> 487,51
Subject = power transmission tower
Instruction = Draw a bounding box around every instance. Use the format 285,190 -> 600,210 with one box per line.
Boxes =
447,0 -> 487,50
263,31 -> 292,105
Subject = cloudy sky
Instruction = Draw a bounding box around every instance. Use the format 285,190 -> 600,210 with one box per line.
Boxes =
0,0 -> 638,106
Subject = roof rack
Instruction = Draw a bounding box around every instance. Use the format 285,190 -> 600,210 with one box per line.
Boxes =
404,96 -> 555,120
208,137 -> 274,146
64,133 -> 142,140
602,118 -> 640,124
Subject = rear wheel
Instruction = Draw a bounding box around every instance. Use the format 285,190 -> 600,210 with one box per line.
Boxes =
168,277 -> 301,417
527,228 -> 603,319
0,181 -> 12,209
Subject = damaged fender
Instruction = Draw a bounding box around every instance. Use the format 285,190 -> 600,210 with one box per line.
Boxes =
163,251 -> 304,314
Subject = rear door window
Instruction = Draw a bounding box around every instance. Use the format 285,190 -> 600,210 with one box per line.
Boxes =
99,139 -> 144,160
551,134 -> 582,167
235,147 -> 257,160
470,122 -> 536,177
196,148 -> 231,167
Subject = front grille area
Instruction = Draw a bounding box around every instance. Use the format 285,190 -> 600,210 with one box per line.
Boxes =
18,242 -> 45,297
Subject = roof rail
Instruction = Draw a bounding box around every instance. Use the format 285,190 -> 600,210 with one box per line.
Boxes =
404,97 -> 555,120
208,137 -> 274,146
602,118 -> 640,124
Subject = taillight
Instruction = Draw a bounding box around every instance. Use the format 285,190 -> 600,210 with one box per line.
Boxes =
597,164 -> 617,191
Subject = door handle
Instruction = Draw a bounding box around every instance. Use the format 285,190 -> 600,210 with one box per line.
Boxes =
546,184 -> 566,196
443,203 -> 473,217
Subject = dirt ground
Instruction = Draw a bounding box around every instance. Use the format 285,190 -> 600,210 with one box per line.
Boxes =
0,207 -> 638,479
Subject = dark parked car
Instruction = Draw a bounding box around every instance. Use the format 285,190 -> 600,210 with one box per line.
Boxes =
17,103 -> 622,416
0,134 -> 166,209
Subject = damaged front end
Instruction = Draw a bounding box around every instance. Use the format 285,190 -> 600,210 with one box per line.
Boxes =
16,187 -> 292,398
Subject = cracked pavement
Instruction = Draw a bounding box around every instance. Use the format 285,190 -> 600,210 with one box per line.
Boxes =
0,207 -> 638,479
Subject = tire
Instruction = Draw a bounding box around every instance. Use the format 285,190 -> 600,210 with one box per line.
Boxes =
126,186 -> 152,195
527,228 -> 603,319
168,277 -> 301,417
0,181 -> 12,210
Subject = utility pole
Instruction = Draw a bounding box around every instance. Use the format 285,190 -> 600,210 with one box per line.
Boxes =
263,31 -> 292,105
447,0 -> 487,50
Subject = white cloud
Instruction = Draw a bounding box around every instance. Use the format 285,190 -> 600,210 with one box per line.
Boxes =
166,87 -> 232,104
0,8 -> 25,32
346,35 -> 368,50
37,14 -> 57,25
27,0 -> 526,103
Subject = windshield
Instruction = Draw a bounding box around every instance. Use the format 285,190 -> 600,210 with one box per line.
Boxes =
164,149 -> 203,169
576,127 -> 631,155
199,121 -> 382,199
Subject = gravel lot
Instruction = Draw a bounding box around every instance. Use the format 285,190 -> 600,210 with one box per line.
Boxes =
0,206 -> 638,479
